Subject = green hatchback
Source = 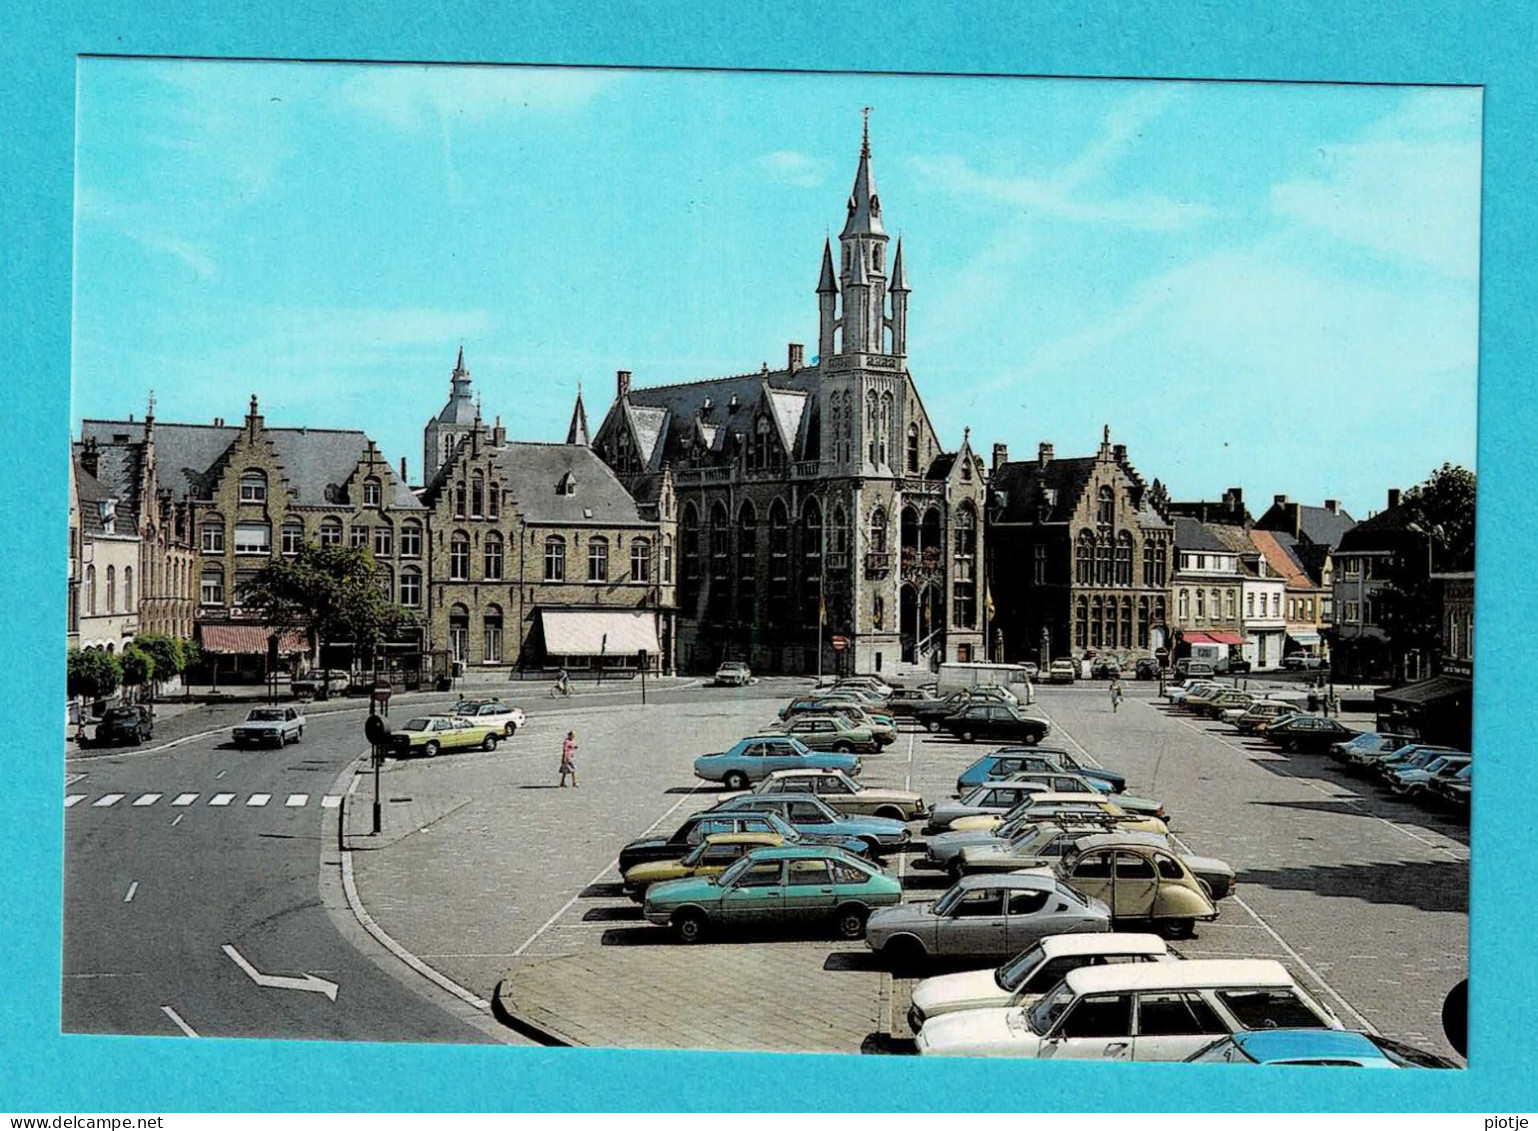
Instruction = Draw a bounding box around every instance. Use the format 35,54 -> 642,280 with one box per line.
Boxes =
643,846 -> 903,943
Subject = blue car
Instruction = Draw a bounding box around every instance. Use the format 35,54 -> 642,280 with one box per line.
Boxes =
1387,753 -> 1472,799
1187,1029 -> 1456,1068
694,735 -> 862,790
955,748 -> 1125,794
704,793 -> 910,854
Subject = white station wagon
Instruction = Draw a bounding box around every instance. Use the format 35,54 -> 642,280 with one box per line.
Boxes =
915,959 -> 1340,1060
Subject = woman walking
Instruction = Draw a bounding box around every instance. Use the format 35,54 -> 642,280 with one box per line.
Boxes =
1109,675 -> 1124,713
559,730 -> 579,788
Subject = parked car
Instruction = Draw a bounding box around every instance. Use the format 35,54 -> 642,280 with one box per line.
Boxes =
1134,658 -> 1161,681
232,705 -> 305,747
1429,763 -> 1471,811
1165,679 -> 1219,706
907,933 -> 1173,1032
1021,662 -> 1040,680
865,873 -> 1111,964
713,661 -> 752,687
963,830 -> 1235,902
692,735 -> 861,789
643,846 -> 902,943
1341,740 -> 1459,774
913,688 -> 1016,732
1173,659 -> 1217,679
1181,684 -> 1235,712
777,713 -> 883,754
453,698 -> 526,736
1090,657 -> 1122,680
1003,768 -> 1115,797
883,687 -> 941,718
704,793 -> 910,855
950,793 -> 1169,836
942,818 -> 1136,876
617,809 -> 866,876
925,782 -> 1055,835
290,669 -> 349,697
1229,701 -> 1300,732
1199,690 -> 1254,719
1056,840 -> 1218,937
1375,745 -> 1469,783
1329,731 -> 1414,764
777,700 -> 896,745
622,832 -> 783,901
938,702 -> 1052,745
751,768 -> 927,822
916,959 -> 1340,1059
958,787 -> 1167,833
1186,1028 -> 1457,1068
1260,715 -> 1360,753
956,748 -> 1126,795
95,704 -> 153,746
386,714 -> 503,757
1282,653 -> 1327,670
1046,659 -> 1078,684
1226,658 -> 1252,674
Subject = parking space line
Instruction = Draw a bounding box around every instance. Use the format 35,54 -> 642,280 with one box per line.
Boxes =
171,793 -> 199,806
92,794 -> 125,808
209,793 -> 235,807
320,795 -> 342,809
133,793 -> 162,807
247,793 -> 271,807
285,793 -> 309,807
65,795 -> 85,808
160,1004 -> 198,1038
124,881 -> 139,903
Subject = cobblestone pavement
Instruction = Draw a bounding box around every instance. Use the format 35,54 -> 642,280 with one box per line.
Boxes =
346,678 -> 1467,1059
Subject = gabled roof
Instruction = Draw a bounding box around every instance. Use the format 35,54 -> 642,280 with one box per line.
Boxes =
1173,517 -> 1234,553
1249,529 -> 1318,590
494,443 -> 649,526
1254,499 -> 1356,549
991,457 -> 1098,523
764,386 -> 809,455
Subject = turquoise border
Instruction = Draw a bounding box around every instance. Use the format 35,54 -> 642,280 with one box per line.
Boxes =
3,0 -> 1532,1112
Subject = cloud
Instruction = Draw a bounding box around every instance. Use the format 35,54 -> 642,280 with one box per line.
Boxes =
339,64 -> 618,130
755,150 -> 830,188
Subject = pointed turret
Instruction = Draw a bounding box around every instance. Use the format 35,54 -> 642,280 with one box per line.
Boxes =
837,112 -> 890,355
817,238 -> 838,293
839,111 -> 887,240
818,238 -> 840,362
567,384 -> 591,446
889,239 -> 909,293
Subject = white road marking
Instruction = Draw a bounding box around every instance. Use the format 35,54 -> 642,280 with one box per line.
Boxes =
209,793 -> 235,806
65,772 -> 86,786
65,795 -> 85,808
133,793 -> 161,807
285,793 -> 309,807
320,795 -> 342,809
215,770 -> 227,780
347,774 -> 361,796
170,814 -> 184,827
221,943 -> 338,1000
172,793 -> 198,806
160,1004 -> 199,1037
247,793 -> 271,807
92,793 -> 125,807
124,881 -> 139,903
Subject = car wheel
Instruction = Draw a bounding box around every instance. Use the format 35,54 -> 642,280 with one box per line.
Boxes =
1158,918 -> 1198,940
960,731 -> 975,743
873,805 -> 905,821
858,837 -> 883,857
947,858 -> 966,881
926,721 -> 941,733
672,909 -> 708,945
723,771 -> 749,791
1024,733 -> 1041,746
1285,738 -> 1300,753
482,733 -> 499,752
882,935 -> 927,972
834,742 -> 854,754
505,722 -> 518,737
834,903 -> 870,941
424,741 -> 440,758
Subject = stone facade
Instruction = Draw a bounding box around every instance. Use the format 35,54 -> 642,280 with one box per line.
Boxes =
589,127 -> 985,676
1170,517 -> 1246,656
73,443 -> 141,654
988,432 -> 1173,666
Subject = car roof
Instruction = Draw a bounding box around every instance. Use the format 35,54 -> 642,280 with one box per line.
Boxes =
1028,792 -> 1111,804
1072,832 -> 1170,852
1227,1029 -> 1388,1062
766,768 -> 842,780
1064,959 -> 1294,995
738,734 -> 800,742
739,845 -> 854,861
952,872 -> 1057,892
702,833 -> 782,847
1039,933 -> 1167,959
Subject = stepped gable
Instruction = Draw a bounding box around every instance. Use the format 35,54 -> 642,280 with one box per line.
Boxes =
991,456 -> 1099,523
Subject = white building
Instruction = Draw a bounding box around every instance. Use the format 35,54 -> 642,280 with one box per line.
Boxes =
74,443 -> 141,654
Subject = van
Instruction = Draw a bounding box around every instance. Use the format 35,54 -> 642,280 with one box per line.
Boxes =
939,662 -> 1035,705
915,959 -> 1340,1060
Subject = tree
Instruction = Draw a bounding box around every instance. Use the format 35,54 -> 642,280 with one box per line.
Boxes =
1399,463 -> 1477,573
235,542 -> 414,668
1375,464 -> 1476,678
120,646 -> 155,696
135,633 -> 192,697
67,648 -> 122,702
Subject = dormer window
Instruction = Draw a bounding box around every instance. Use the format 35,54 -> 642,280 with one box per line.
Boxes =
702,397 -> 713,414
557,471 -> 577,496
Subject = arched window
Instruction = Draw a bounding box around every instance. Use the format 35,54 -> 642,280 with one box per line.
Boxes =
450,532 -> 470,580
907,423 -> 920,473
1095,536 -> 1113,587
1178,588 -> 1190,622
869,507 -> 888,555
488,482 -> 500,519
1121,597 -> 1134,648
106,566 -> 116,613
630,537 -> 651,583
662,534 -> 673,584
1097,485 -> 1115,527
802,498 -> 823,625
484,603 -> 504,664
879,392 -> 894,468
484,531 -> 504,581
830,505 -> 850,557
281,518 -> 304,556
454,482 -> 466,518
400,521 -> 422,558
471,472 -> 484,518
123,566 -> 133,611
1137,597 -> 1150,648
588,536 -> 609,582
544,535 -> 566,582
737,502 -> 757,621
318,517 -> 342,548
1090,597 -> 1103,648
1076,531 -> 1095,586
1075,597 -> 1089,649
239,470 -> 267,504
85,565 -> 96,616
448,603 -> 469,665
400,568 -> 422,607
681,503 -> 700,603
953,504 -> 977,629
708,502 -> 730,616
201,517 -> 225,554
866,390 -> 880,465
1115,531 -> 1134,586
768,499 -> 790,618
1195,588 -> 1205,622
1142,540 -> 1157,587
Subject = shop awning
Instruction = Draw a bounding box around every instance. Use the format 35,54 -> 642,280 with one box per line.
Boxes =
197,624 -> 308,655
1182,632 -> 1215,644
1287,630 -> 1322,645
1376,676 -> 1471,709
1206,631 -> 1247,645
540,609 -> 661,657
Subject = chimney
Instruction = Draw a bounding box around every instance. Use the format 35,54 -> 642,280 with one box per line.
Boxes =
788,343 -> 804,371
1113,444 -> 1127,463
79,438 -> 100,478
992,443 -> 1009,473
1324,499 -> 1339,514
1273,494 -> 1287,506
1038,441 -> 1054,468
214,417 -> 224,428
1388,487 -> 1402,510
493,415 -> 506,446
616,370 -> 632,399
1289,502 -> 1303,538
400,457 -> 408,483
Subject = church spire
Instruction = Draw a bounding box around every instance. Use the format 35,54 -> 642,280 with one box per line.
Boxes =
840,108 -> 886,240
817,238 -> 838,293
889,238 -> 909,292
566,384 -> 591,446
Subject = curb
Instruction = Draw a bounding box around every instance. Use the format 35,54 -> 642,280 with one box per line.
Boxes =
489,980 -> 577,1047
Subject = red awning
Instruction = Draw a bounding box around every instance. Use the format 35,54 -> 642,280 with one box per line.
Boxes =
1206,631 -> 1247,645
198,624 -> 309,655
1182,632 -> 1215,644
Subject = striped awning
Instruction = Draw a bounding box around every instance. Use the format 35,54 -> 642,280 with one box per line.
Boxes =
198,624 -> 309,655
540,609 -> 661,657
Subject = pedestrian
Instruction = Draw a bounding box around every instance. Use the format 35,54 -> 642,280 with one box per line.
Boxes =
559,730 -> 579,788
1109,676 -> 1124,713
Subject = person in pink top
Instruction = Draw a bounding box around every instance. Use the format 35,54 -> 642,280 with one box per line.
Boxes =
559,731 -> 579,788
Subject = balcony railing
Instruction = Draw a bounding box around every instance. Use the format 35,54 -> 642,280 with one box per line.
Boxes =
864,551 -> 891,577
791,460 -> 822,478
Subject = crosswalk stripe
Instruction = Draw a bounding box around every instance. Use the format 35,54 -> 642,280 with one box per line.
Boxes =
320,795 -> 342,809
285,794 -> 309,807
133,793 -> 162,807
172,793 -> 199,806
247,793 -> 271,807
65,794 -> 85,808
209,793 -> 235,807
65,772 -> 86,787
93,794 -> 125,807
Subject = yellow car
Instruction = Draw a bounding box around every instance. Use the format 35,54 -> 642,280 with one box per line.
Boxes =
949,793 -> 1169,835
385,714 -> 506,758
622,832 -> 784,901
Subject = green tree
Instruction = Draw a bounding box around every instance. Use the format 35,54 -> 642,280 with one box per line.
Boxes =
235,542 -> 414,668
120,645 -> 155,694
67,648 -> 122,701
1375,464 -> 1476,676
135,633 -> 191,696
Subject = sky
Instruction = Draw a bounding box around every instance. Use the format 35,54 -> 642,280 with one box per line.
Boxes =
71,61 -> 1481,520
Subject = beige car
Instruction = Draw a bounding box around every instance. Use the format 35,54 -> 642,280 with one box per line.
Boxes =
751,768 -> 927,822
1057,840 -> 1218,938
949,793 -> 1169,836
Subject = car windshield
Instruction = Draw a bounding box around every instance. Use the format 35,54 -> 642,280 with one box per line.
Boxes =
1029,982 -> 1077,1035
402,717 -> 434,731
960,787 -> 991,805
248,710 -> 285,721
997,945 -> 1046,991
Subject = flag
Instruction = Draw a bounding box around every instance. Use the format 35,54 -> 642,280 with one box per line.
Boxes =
819,594 -> 827,626
985,586 -> 995,620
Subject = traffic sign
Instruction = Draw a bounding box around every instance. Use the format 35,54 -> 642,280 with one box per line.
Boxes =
831,635 -> 849,651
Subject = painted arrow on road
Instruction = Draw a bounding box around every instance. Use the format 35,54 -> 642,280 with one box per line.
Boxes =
222,944 -> 339,1001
